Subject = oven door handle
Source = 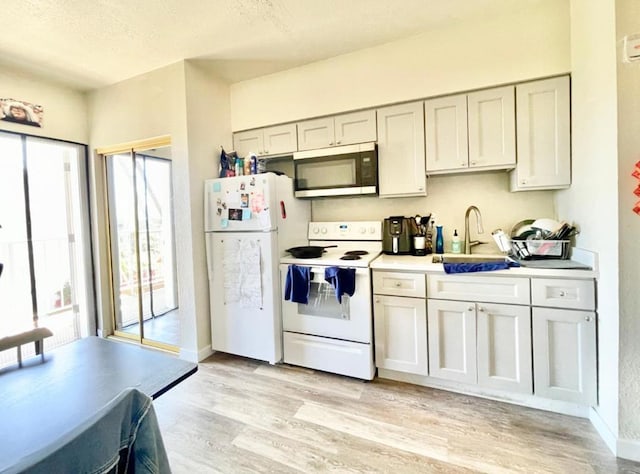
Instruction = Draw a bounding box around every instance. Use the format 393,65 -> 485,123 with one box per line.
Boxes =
293,266 -> 369,281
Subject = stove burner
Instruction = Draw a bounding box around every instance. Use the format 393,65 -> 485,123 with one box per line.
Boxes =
344,250 -> 369,256
340,255 -> 361,260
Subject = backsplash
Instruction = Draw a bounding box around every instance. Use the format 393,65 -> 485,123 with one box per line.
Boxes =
311,171 -> 557,254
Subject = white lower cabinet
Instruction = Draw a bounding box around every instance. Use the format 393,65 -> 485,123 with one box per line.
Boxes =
427,299 -> 532,393
373,295 -> 428,375
427,299 -> 477,384
532,307 -> 597,405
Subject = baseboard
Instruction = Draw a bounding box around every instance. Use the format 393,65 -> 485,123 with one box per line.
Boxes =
179,344 -> 213,363
589,407 -> 617,455
618,438 -> 640,462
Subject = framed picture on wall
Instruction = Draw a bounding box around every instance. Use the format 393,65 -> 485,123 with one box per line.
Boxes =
0,98 -> 43,127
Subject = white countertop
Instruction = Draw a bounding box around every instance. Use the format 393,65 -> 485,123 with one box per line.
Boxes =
370,249 -> 598,279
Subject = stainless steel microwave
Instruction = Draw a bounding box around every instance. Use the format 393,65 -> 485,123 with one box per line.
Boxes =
293,142 -> 378,198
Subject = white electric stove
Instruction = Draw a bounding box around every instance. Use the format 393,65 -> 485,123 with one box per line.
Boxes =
279,221 -> 382,380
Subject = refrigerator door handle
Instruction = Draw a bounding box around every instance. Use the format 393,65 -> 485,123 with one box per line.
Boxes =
280,200 -> 286,219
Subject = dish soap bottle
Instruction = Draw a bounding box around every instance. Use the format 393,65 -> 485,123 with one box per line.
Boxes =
435,225 -> 444,254
451,229 -> 462,254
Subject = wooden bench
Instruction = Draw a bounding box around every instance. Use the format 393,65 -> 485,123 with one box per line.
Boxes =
0,328 -> 53,367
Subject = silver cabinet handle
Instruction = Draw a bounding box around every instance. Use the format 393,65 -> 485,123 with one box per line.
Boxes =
585,315 -> 593,322
375,297 -> 380,303
264,149 -> 269,154
461,162 -> 467,167
559,291 -> 566,297
467,306 -> 474,312
336,140 -> 342,144
470,161 -> 477,166
478,306 -> 485,312
395,282 -> 402,287
521,179 -> 527,185
329,141 -> 334,146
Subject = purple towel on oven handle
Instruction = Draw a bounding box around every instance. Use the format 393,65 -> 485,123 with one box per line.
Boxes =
284,264 -> 310,304
324,267 -> 356,303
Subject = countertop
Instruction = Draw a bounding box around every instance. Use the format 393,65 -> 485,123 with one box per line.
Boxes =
370,248 -> 598,279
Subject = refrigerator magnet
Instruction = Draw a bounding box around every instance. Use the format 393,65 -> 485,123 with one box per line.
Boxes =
220,218 -> 229,228
213,182 -> 221,192
242,209 -> 251,220
241,193 -> 249,208
229,208 -> 243,221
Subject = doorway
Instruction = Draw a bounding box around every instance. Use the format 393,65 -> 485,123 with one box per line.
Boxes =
0,132 -> 93,367
104,143 -> 179,350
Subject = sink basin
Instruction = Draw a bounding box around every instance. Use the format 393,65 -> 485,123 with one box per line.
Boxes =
432,255 -> 507,264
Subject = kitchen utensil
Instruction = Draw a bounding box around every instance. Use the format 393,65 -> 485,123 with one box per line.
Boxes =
286,245 -> 338,258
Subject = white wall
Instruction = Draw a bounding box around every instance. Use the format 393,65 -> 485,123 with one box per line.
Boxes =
561,0 -> 621,448
230,0 -> 570,131
183,61 -> 232,359
0,66 -> 88,143
229,0 -> 570,249
312,172 -> 556,253
616,0 -> 640,445
87,62 -> 198,356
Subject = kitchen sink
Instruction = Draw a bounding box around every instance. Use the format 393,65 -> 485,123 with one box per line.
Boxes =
432,255 -> 508,264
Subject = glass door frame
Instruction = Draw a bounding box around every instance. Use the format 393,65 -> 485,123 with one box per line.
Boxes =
100,136 -> 178,353
0,130 -> 96,345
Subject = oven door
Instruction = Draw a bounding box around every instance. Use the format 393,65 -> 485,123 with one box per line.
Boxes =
280,265 -> 372,343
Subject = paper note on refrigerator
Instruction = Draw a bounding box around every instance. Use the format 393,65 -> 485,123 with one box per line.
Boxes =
222,238 -> 263,308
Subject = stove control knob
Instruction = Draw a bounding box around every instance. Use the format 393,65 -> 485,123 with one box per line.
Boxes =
311,226 -> 320,234
369,227 -> 376,234
359,227 -> 366,234
320,227 -> 328,234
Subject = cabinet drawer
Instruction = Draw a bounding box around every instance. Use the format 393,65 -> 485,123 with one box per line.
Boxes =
531,278 -> 595,310
373,271 -> 426,298
427,274 -> 530,305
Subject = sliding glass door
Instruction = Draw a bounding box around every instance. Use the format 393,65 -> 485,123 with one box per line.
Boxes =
0,132 -> 92,367
106,147 -> 178,350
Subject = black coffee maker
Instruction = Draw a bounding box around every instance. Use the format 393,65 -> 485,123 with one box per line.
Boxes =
382,216 -> 416,254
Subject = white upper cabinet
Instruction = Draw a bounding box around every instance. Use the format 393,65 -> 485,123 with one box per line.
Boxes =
297,110 -> 376,151
425,94 -> 469,172
376,102 -> 426,198
510,76 -> 571,191
425,86 -> 516,174
233,123 -> 298,158
467,86 -> 516,170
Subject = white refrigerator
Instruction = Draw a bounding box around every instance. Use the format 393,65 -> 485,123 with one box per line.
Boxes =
204,173 -> 310,364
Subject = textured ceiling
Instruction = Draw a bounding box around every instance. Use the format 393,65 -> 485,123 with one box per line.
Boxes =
0,0 -> 533,91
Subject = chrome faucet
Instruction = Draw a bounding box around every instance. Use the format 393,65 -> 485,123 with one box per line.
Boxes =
464,205 -> 485,254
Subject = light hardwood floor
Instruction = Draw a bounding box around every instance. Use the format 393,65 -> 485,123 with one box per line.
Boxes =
154,353 -> 640,473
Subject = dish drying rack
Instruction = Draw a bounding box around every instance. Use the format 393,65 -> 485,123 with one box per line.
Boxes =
492,223 -> 577,260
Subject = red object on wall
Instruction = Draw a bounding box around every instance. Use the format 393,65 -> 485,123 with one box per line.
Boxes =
633,160 -> 640,214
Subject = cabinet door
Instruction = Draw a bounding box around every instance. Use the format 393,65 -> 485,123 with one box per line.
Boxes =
532,307 -> 597,405
425,94 -> 469,173
297,117 -> 335,150
477,303 -> 532,394
334,110 -> 377,146
467,86 -> 516,170
374,295 -> 428,375
427,299 -> 476,383
263,124 -> 298,156
233,129 -> 264,158
510,76 -> 571,191
376,102 -> 426,197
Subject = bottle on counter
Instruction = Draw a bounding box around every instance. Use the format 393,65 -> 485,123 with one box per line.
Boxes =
451,229 -> 462,254
435,225 -> 444,254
